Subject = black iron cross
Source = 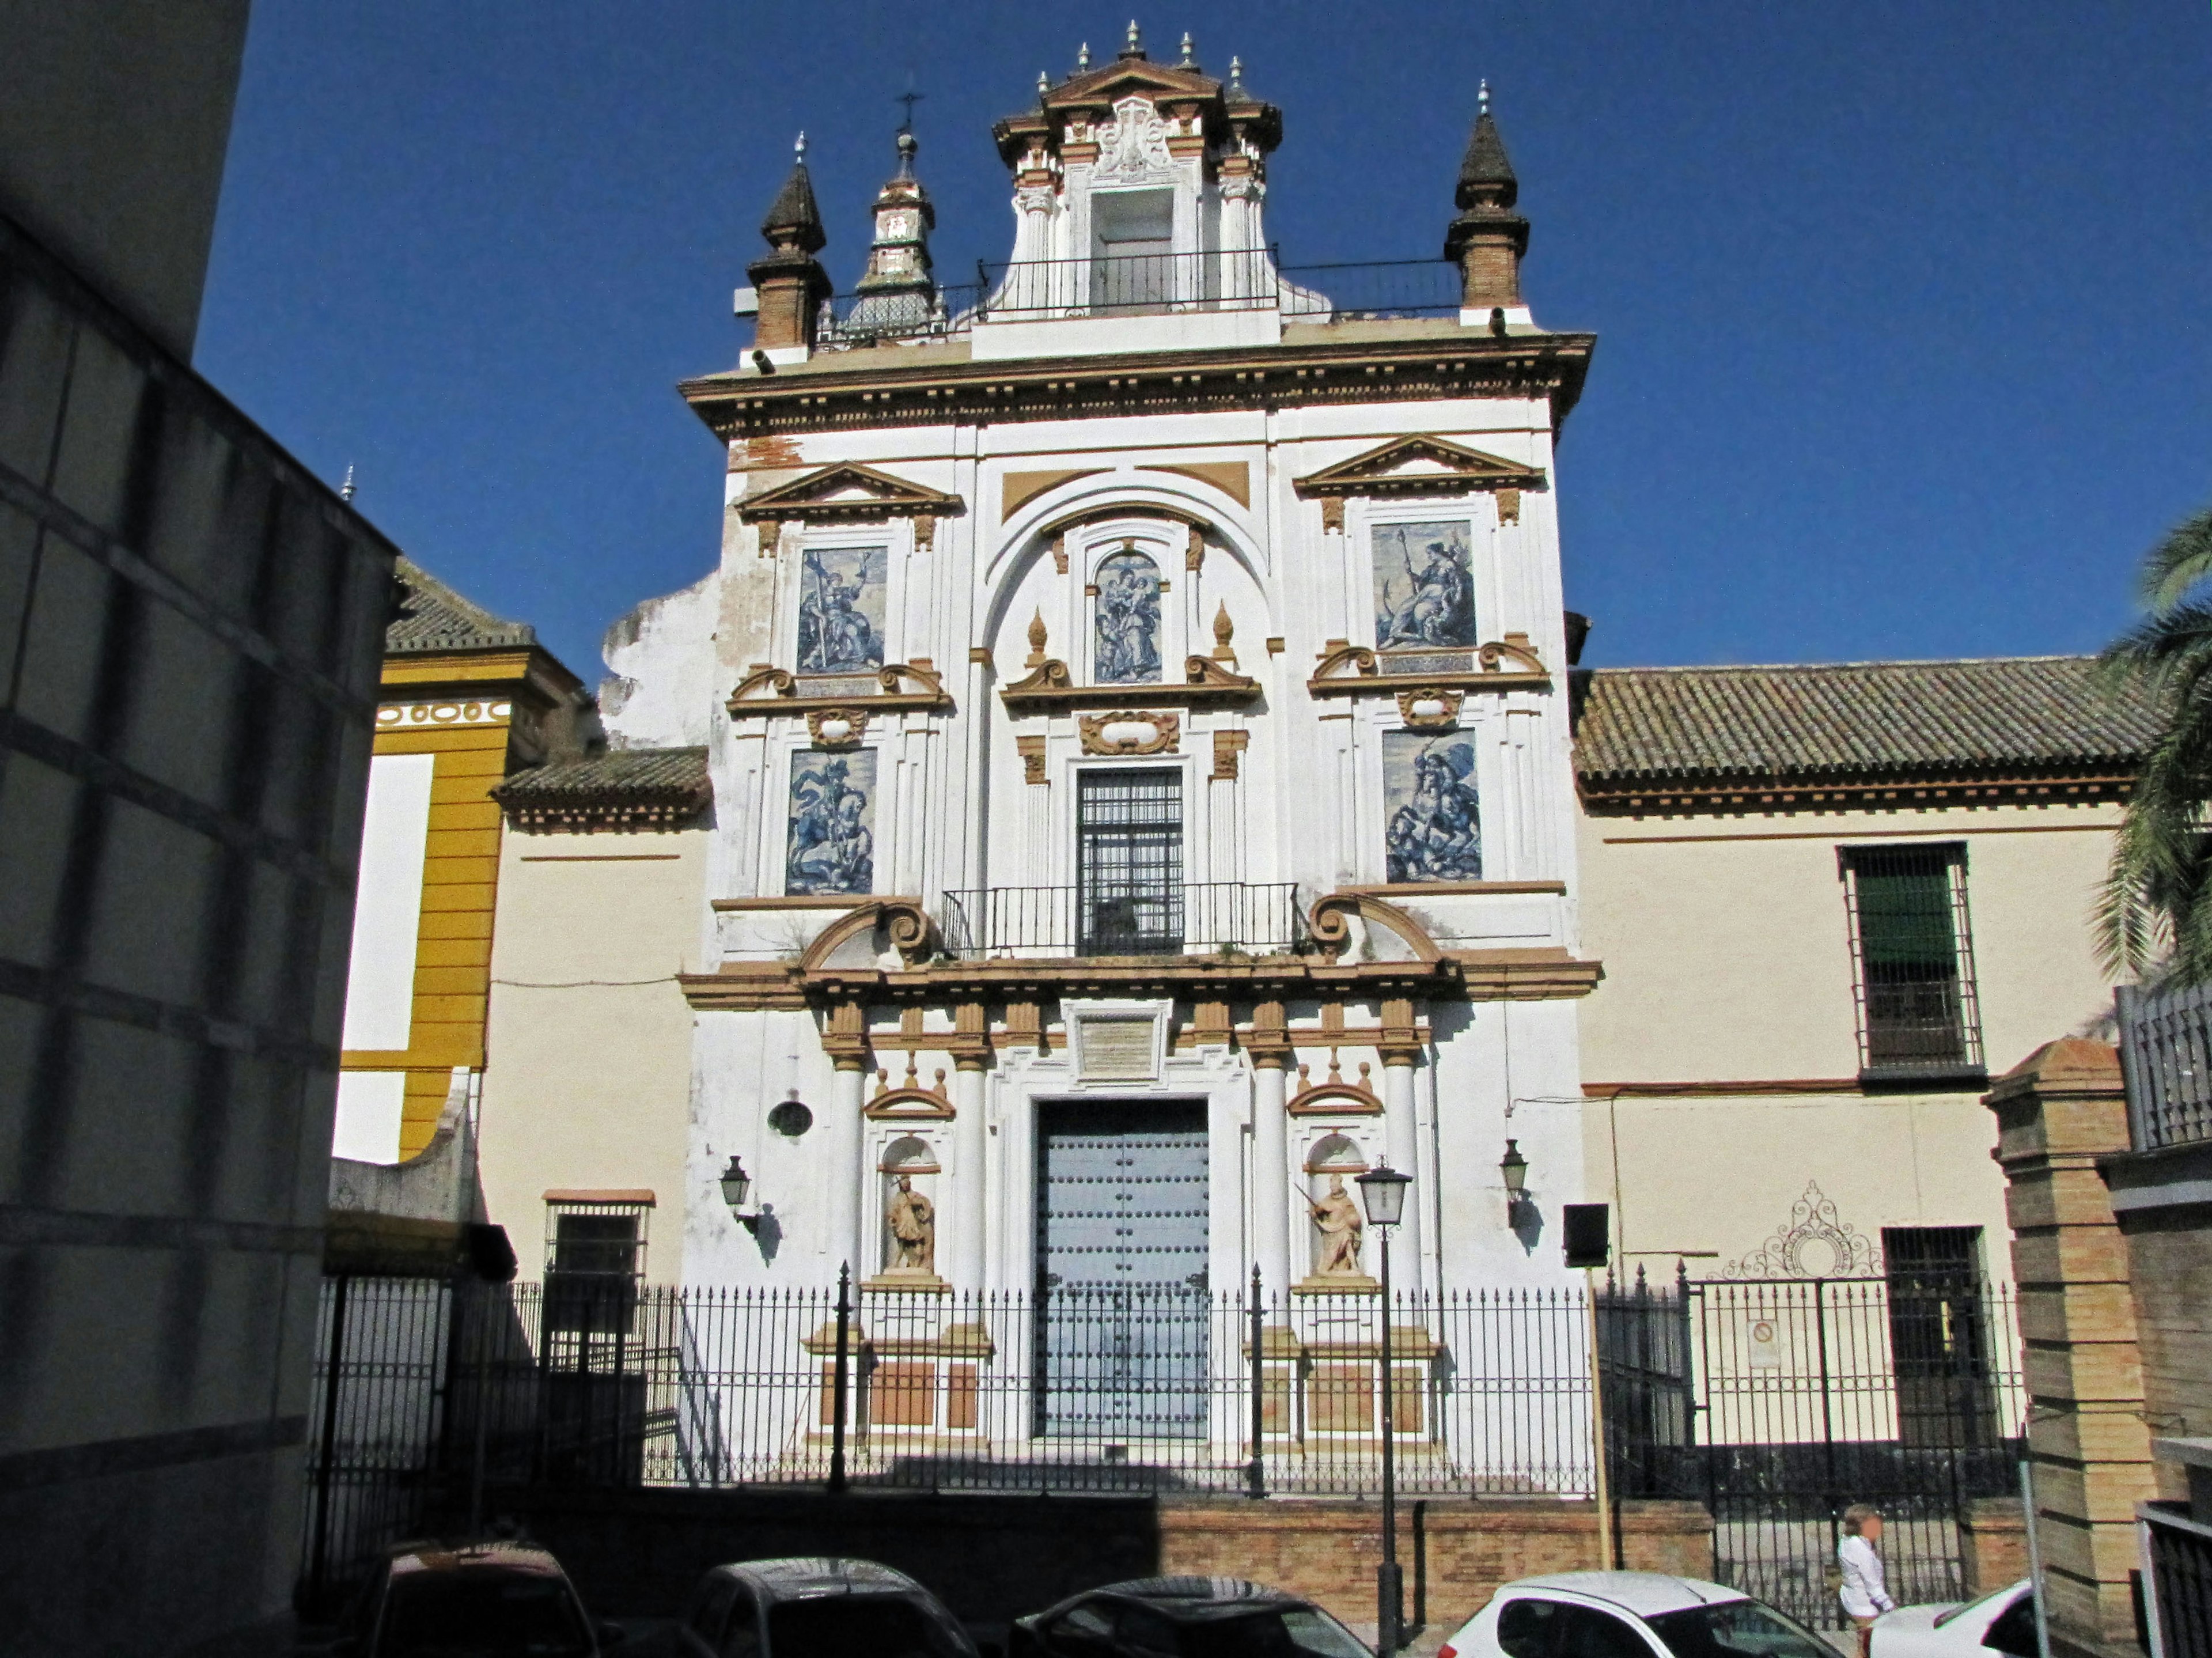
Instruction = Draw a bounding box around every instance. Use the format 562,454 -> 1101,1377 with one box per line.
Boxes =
895,89 -> 923,131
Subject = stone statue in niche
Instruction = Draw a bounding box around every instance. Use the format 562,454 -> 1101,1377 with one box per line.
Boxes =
885,1174 -> 935,1274
1308,1174 -> 1366,1277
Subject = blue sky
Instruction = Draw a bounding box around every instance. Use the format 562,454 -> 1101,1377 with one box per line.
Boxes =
199,2 -> 2212,683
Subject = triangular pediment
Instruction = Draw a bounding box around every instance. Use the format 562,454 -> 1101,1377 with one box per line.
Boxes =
1293,436 -> 1546,499
737,462 -> 964,523
1048,59 -> 1221,109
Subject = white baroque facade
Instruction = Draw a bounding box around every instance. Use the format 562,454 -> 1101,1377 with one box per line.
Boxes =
602,47 -> 1596,1348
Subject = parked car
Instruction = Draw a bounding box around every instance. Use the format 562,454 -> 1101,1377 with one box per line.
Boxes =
1438,1572 -> 1837,1658
1870,1582 -> 2036,1658
1009,1576 -> 1372,1658
332,1539 -> 622,1657
676,1558 -> 978,1658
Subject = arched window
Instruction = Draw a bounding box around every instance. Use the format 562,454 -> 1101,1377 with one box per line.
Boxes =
1093,547 -> 1162,684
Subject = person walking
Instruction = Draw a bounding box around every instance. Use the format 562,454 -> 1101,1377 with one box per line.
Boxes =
1838,1505 -> 1896,1658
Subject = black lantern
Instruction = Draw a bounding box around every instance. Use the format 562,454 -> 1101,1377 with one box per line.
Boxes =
1500,1139 -> 1529,1205
1355,1164 -> 1411,1229
719,1154 -> 759,1230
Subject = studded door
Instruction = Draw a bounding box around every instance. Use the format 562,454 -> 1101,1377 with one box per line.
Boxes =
1036,1100 -> 1210,1437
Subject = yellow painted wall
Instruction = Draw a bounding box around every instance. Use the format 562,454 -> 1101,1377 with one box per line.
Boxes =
343,717 -> 514,1159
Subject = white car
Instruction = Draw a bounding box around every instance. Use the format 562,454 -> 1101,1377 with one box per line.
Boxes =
1440,1572 -> 1841,1658
1870,1582 -> 2036,1658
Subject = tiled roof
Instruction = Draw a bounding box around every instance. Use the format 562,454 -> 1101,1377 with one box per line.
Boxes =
1572,656 -> 2158,798
387,558 -> 537,654
494,747 -> 711,832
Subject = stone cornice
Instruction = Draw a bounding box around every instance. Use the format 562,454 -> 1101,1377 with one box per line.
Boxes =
1575,769 -> 2135,818
680,330 -> 1596,442
676,947 -> 1599,1013
1000,654 -> 1260,715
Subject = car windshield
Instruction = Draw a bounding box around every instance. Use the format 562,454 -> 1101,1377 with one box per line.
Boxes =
767,1593 -> 973,1658
1934,1584 -> 2023,1630
1645,1601 -> 1835,1658
1181,1606 -> 1373,1658
377,1569 -> 594,1657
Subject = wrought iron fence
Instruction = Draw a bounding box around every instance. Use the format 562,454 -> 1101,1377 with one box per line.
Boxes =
940,882 -> 1305,959
1603,1270 -> 2025,1629
2117,979 -> 2212,1150
299,1268 -> 2025,1625
2143,1501 -> 2212,1658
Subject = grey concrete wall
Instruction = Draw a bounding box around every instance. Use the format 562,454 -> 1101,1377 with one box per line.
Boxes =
0,0 -> 253,360
0,214 -> 395,1657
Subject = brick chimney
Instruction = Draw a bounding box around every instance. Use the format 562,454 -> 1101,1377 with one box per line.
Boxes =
1444,82 -> 1530,313
748,134 -> 831,354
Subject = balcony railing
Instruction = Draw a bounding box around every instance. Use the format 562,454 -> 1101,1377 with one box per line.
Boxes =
815,253 -> 1462,349
2117,979 -> 2212,1150
940,882 -> 1304,960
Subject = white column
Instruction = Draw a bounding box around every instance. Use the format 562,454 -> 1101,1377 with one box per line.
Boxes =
953,1061 -> 988,1290
1382,1058 -> 1425,1275
1252,1059 -> 1293,1306
831,1062 -> 868,1277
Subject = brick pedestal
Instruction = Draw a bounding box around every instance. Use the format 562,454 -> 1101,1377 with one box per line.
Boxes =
1986,1038 -> 2154,1656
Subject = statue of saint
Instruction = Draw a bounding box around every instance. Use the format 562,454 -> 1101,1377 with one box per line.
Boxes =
885,1174 -> 935,1274
1308,1173 -> 1365,1277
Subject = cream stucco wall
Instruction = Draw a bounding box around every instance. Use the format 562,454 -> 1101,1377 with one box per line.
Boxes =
1574,799 -> 2123,1281
477,826 -> 710,1282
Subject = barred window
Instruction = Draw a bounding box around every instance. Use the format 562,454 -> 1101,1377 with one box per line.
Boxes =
543,1195 -> 650,1336
1076,769 -> 1183,955
1838,843 -> 1984,1084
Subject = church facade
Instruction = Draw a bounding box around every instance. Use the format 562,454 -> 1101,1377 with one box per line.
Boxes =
592,46 -> 1599,1315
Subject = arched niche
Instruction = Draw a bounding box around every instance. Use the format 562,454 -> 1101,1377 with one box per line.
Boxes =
876,1134 -> 941,1281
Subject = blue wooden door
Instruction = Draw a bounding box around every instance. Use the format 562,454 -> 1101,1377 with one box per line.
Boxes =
1036,1101 -> 1210,1437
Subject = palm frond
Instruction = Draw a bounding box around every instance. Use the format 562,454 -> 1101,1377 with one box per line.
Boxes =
2139,508 -> 2212,613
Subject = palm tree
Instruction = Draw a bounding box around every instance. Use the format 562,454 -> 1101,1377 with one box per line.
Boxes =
2098,506 -> 2212,982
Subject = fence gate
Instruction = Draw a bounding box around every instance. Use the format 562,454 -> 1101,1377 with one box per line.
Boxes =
1603,1271 -> 2023,1631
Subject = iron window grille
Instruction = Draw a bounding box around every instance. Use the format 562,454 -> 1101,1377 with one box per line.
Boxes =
1076,769 -> 1185,956
543,1201 -> 648,1339
1838,843 -> 1985,1086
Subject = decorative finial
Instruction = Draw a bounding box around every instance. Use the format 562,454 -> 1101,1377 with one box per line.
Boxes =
794,131 -> 808,164
1078,41 -> 1091,70
1228,55 -> 1244,89
1025,608 -> 1050,667
1038,69 -> 1050,97
1479,79 -> 1490,118
339,464 -> 357,503
1211,600 -> 1236,665
1125,18 -> 1142,54
1181,31 -> 1195,66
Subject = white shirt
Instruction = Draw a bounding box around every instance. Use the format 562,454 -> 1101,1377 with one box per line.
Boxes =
1839,1534 -> 1895,1619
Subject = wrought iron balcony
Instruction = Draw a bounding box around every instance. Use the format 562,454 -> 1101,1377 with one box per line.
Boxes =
815,253 -> 1461,349
940,882 -> 1304,961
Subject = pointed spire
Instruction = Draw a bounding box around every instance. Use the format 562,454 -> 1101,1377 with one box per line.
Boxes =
760,130 -> 826,253
1122,18 -> 1143,58
846,124 -> 939,340
1456,85 -> 1518,210
1180,31 -> 1196,67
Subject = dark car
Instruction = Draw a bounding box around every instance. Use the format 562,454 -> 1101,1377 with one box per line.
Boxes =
1010,1578 -> 1372,1658
332,1539 -> 621,1657
676,1557 -> 979,1658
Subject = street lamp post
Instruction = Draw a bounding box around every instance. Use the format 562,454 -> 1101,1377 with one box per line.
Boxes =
1357,1164 -> 1412,1657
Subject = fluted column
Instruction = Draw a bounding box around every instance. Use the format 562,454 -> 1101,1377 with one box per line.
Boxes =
953,1059 -> 988,1291
830,1059 -> 868,1275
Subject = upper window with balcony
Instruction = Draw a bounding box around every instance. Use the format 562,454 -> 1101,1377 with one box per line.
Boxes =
1839,843 -> 1984,1086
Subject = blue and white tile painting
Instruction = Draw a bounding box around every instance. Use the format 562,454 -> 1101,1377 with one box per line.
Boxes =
1372,520 -> 1475,649
797,546 -> 887,673
1093,548 -> 1163,684
786,750 -> 877,895
1382,733 -> 1483,883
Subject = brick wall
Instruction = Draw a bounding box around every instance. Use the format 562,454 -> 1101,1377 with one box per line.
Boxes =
1160,1499 -> 1714,1638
